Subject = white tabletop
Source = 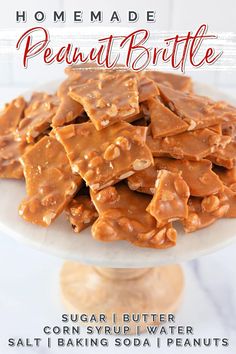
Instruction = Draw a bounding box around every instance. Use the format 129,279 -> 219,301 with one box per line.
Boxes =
0,85 -> 236,353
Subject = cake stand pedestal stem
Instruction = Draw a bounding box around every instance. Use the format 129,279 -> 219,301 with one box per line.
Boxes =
60,262 -> 184,331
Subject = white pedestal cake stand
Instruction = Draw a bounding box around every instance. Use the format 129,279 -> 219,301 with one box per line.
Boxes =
0,81 -> 236,329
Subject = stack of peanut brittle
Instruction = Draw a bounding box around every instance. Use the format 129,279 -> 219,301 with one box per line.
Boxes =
1,65 -> 236,249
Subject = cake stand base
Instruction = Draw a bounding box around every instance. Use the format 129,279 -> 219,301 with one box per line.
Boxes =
60,262 -> 184,331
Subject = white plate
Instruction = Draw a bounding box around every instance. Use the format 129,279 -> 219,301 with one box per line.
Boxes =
0,81 -> 236,268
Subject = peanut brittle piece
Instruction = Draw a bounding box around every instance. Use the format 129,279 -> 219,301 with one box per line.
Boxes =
148,98 -> 189,138
146,170 -> 190,226
182,197 -> 218,232
222,122 -> 236,138
128,158 -> 224,197
0,133 -> 27,179
16,93 -> 60,143
52,78 -> 84,127
154,158 -> 223,197
0,96 -> 26,135
213,166 -> 236,191
147,128 -> 231,161
183,187 -> 236,232
90,184 -> 176,249
127,164 -> 157,195
19,136 -> 82,226
137,73 -> 159,102
208,141 -> 236,169
146,71 -> 193,93
66,194 -> 98,233
69,71 -> 139,130
158,84 -> 236,130
55,121 -> 153,191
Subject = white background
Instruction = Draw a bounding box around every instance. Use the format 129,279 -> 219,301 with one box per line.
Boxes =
0,1 -> 236,353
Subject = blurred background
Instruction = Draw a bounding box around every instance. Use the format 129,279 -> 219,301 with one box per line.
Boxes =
0,0 -> 236,353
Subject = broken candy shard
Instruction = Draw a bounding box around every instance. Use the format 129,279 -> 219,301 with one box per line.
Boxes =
158,84 -> 236,130
68,70 -> 139,130
148,98 -> 189,138
90,184 -> 177,249
208,141 -> 236,169
66,194 -> 98,233
146,170 -> 190,226
146,128 -> 231,161
182,197 -> 218,233
154,158 -> 224,197
0,96 -> 26,135
146,71 -> 193,93
0,133 -> 27,179
19,136 -> 82,227
128,158 -> 224,198
55,121 -> 153,191
213,166 -> 236,191
16,92 -> 60,143
52,78 -> 84,127
137,73 -> 159,102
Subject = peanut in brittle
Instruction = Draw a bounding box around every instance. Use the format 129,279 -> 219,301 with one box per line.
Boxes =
128,158 -> 224,197
19,136 -> 82,226
183,186 -> 236,232
52,78 -> 84,127
146,170 -> 190,226
90,184 -> 176,249
55,121 -> 153,191
68,71 -> 139,130
16,92 -> 60,143
148,98 -> 189,138
208,141 -> 236,169
147,128 -> 231,161
66,194 -> 98,233
146,71 -> 193,93
158,84 -> 236,131
0,96 -> 26,135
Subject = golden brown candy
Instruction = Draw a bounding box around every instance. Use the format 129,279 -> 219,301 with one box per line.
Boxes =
69,70 -> 139,130
148,98 -> 189,138
66,194 -> 98,233
55,121 -> 153,191
17,92 -> 59,143
0,96 -> 26,135
19,136 -> 81,226
208,141 -> 236,169
52,78 -> 84,127
158,84 -> 236,130
128,158 -> 224,197
0,134 -> 27,179
91,184 -> 176,249
146,170 -> 190,226
147,128 -> 231,161
146,71 -> 193,93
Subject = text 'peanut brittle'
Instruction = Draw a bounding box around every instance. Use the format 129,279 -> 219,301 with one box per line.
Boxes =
146,170 -> 190,226
19,136 -> 82,226
55,121 -> 153,191
91,184 -> 177,249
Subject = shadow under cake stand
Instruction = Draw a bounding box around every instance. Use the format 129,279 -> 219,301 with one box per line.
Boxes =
1,82 -> 236,329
